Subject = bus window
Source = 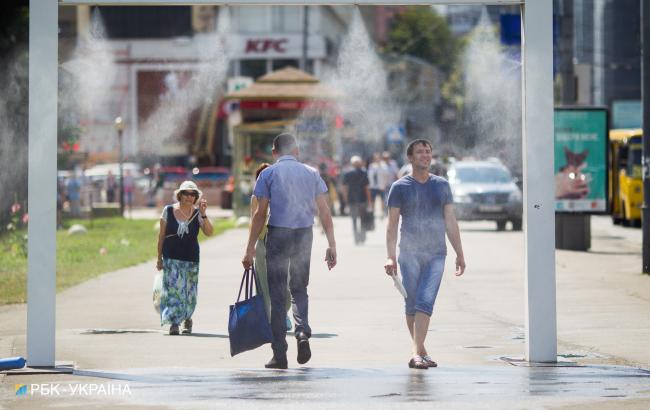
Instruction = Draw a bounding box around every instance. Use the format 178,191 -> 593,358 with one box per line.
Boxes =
628,148 -> 642,178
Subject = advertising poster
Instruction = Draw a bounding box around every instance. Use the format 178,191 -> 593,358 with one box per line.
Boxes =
554,108 -> 608,213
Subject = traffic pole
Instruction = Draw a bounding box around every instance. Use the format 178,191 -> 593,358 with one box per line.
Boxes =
642,0 -> 650,273
300,6 -> 309,72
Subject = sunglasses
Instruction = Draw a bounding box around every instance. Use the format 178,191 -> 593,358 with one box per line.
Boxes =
180,191 -> 198,197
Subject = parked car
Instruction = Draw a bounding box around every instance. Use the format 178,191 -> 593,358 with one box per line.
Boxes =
192,166 -> 231,188
84,162 -> 141,184
158,166 -> 190,189
447,160 -> 523,231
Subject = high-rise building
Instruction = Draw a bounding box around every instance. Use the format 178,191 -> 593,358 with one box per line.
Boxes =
555,0 -> 641,128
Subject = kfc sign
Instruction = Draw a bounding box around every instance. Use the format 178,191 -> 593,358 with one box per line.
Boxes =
234,34 -> 326,59
245,39 -> 288,54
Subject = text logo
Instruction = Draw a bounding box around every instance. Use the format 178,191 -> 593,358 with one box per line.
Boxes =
245,39 -> 288,54
13,383 -> 131,397
15,384 -> 27,396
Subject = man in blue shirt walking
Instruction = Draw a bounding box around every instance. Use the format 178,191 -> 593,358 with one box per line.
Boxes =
384,139 -> 466,370
243,133 -> 337,369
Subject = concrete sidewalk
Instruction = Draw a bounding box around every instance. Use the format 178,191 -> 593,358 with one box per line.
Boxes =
1,215 -> 649,408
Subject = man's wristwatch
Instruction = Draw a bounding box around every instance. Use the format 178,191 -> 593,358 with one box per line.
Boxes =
200,214 -> 207,219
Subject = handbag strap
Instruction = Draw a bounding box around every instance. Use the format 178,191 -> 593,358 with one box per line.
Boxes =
237,269 -> 248,302
248,267 -> 255,299
236,267 -> 258,302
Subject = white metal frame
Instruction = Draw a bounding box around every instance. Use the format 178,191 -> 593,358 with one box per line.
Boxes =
29,0 -> 555,366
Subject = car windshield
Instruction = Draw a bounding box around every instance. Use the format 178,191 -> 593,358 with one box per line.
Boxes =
628,148 -> 642,178
452,166 -> 511,184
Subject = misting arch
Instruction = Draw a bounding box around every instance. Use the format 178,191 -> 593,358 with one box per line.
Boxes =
28,0 -> 555,366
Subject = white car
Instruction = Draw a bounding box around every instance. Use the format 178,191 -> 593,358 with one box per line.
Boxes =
447,160 -> 523,231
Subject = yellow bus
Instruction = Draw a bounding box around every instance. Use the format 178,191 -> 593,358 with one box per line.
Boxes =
609,128 -> 642,226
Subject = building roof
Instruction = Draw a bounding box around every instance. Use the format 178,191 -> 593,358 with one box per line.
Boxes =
226,66 -> 340,101
610,128 -> 642,141
233,119 -> 295,132
257,66 -> 319,84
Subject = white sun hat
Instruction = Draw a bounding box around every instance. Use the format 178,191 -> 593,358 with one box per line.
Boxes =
173,180 -> 203,199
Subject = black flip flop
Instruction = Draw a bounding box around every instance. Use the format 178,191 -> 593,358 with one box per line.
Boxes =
408,356 -> 428,370
423,356 -> 437,367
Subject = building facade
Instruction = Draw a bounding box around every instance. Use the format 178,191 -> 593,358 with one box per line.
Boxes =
58,5 -> 352,166
555,0 -> 641,128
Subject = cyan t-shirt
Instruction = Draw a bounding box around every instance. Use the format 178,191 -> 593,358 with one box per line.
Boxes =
386,174 -> 453,255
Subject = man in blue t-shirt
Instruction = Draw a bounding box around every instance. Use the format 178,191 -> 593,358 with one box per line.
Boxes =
384,139 -> 466,370
243,133 -> 337,370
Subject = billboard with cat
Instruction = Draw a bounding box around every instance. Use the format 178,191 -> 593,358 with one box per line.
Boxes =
554,107 -> 608,213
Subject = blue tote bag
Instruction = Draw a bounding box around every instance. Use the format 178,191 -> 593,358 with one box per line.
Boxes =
228,267 -> 273,356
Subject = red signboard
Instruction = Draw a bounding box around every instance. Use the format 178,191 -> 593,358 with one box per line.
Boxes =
239,100 -> 335,110
245,39 -> 289,54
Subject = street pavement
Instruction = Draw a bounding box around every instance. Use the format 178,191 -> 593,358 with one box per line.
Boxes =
1,213 -> 649,409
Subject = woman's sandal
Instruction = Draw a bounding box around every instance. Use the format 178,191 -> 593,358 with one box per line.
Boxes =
422,356 -> 437,368
408,355 -> 429,370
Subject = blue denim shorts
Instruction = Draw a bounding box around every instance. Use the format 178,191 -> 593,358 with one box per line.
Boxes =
398,251 -> 445,316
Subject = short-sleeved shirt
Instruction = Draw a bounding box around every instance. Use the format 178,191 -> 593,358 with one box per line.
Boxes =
368,162 -> 394,190
343,168 -> 369,204
386,174 -> 453,255
253,155 -> 328,229
123,175 -> 135,193
67,178 -> 81,201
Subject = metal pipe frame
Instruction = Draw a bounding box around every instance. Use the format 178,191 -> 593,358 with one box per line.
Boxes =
29,0 -> 555,366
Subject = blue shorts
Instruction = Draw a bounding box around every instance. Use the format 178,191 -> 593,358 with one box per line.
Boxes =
398,251 -> 445,316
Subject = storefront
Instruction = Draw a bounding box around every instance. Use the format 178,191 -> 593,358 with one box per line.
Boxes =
230,33 -> 327,78
225,66 -> 340,215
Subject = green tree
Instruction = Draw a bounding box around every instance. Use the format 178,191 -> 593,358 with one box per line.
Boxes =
385,6 -> 459,74
0,1 -> 29,232
0,1 -> 28,55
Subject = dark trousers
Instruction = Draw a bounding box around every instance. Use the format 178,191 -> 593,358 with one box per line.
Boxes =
349,203 -> 366,244
265,226 -> 313,357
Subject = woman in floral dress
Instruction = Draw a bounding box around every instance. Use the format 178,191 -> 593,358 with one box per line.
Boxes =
156,180 -> 213,335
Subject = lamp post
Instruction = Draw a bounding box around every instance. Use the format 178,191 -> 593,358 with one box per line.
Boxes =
642,0 -> 650,273
114,116 -> 125,217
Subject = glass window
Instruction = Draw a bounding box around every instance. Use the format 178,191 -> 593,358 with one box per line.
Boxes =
272,6 -> 302,32
272,59 -> 299,71
628,148 -> 642,178
305,59 -> 315,75
240,59 -> 267,79
95,6 -> 192,38
235,6 -> 271,33
451,166 -> 512,184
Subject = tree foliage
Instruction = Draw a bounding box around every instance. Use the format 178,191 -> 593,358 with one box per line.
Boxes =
0,1 -> 29,231
385,6 -> 459,75
0,0 -> 28,55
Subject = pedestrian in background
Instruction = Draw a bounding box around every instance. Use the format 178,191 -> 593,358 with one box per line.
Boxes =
156,180 -> 213,335
368,152 -> 392,217
66,171 -> 82,218
242,133 -> 337,369
342,155 -> 371,245
336,159 -> 351,216
319,163 -> 336,216
56,178 -> 65,229
105,170 -> 117,203
123,169 -> 135,217
382,151 -> 399,185
384,139 -> 466,370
